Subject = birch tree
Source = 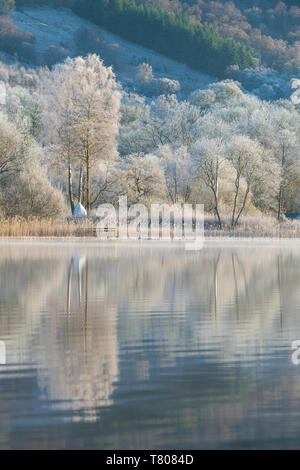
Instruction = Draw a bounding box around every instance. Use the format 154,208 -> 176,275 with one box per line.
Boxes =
226,135 -> 264,227
190,138 -> 225,228
42,54 -> 121,213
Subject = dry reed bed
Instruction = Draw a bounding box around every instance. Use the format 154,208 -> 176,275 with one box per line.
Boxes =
0,217 -> 96,237
205,215 -> 300,238
0,215 -> 300,239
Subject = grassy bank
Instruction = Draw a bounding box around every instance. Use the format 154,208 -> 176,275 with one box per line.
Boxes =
1,215 -> 300,239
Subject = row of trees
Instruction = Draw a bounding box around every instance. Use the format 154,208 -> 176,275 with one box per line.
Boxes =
118,81 -> 300,225
0,54 -> 300,227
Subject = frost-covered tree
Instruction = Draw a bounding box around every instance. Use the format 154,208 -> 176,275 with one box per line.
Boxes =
88,160 -> 119,209
119,93 -> 149,155
190,138 -> 225,228
189,89 -> 216,111
190,81 -> 243,111
208,80 -> 243,103
5,86 -> 43,138
226,135 -> 264,227
136,63 -> 153,86
272,129 -> 300,220
121,95 -> 201,155
41,65 -> 79,213
0,112 -> 24,181
122,153 -> 166,205
42,54 -> 121,213
155,145 -> 192,204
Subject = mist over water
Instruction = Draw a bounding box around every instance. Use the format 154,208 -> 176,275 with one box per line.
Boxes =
1,242 -> 300,449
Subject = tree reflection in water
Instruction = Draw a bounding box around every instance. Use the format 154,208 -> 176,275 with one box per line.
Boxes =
0,242 -> 300,448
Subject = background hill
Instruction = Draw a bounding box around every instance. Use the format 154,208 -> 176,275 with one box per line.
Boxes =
0,3 -> 298,100
5,7 -> 215,97
136,0 -> 300,74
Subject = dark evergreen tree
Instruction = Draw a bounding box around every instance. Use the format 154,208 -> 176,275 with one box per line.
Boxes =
72,0 -> 255,77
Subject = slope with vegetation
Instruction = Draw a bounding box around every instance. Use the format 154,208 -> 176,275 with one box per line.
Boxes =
7,0 -> 299,100
72,0 -> 255,77
137,0 -> 300,74
12,0 -> 255,76
8,0 -> 300,75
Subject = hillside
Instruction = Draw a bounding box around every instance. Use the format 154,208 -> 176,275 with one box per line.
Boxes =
14,0 -> 255,76
0,7 -> 295,101
141,0 -> 300,74
10,7 -> 215,96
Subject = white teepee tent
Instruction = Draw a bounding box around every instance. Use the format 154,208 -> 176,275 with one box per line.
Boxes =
73,203 -> 87,217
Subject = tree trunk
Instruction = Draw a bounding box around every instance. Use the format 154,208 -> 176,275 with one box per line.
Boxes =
78,166 -> 83,205
277,186 -> 283,221
68,161 -> 75,214
231,174 -> 240,228
86,150 -> 90,214
234,184 -> 250,227
213,172 -> 222,229
278,150 -> 286,221
212,188 -> 222,229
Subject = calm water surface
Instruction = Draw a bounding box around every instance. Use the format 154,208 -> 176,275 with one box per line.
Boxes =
1,240 -> 300,449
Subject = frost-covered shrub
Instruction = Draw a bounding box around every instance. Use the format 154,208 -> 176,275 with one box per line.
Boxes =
150,78 -> 181,96
2,161 -> 66,218
43,45 -> 70,67
75,28 -> 123,68
189,89 -> 216,109
208,80 -> 243,102
136,63 -> 153,85
0,15 -> 36,64
0,63 -> 41,89
226,66 -> 290,100
135,63 -> 180,96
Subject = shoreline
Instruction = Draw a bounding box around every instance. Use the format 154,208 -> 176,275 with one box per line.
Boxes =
1,236 -> 300,246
